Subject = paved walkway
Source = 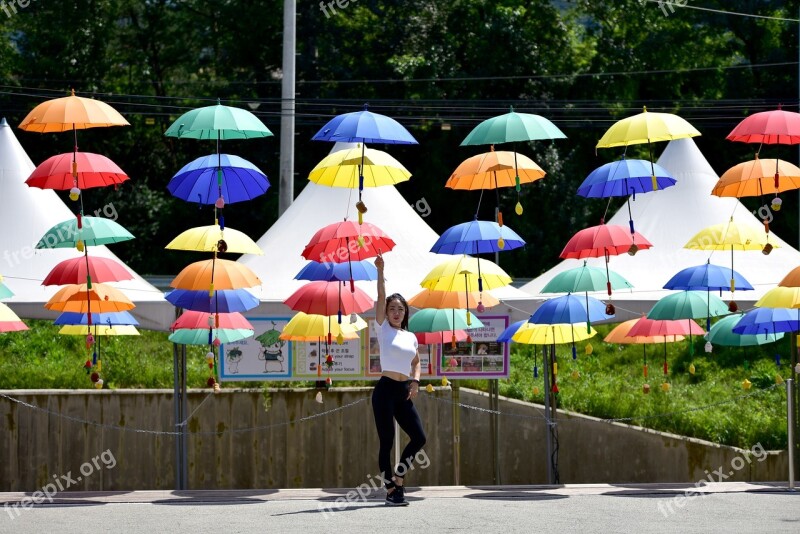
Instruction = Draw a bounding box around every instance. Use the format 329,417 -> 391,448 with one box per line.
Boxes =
1,482 -> 798,533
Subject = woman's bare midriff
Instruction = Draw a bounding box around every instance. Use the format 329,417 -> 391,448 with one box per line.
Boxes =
382,370 -> 410,382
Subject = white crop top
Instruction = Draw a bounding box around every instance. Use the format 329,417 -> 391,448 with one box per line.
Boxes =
377,319 -> 418,375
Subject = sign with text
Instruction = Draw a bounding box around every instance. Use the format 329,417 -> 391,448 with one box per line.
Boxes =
219,317 -> 292,381
436,315 -> 510,378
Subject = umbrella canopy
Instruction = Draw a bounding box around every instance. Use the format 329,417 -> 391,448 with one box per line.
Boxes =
647,291 -> 730,320
0,281 -> 14,300
431,219 -> 525,255
59,324 -> 139,336
732,307 -> 800,335
415,330 -> 469,345
26,152 -> 130,190
461,107 -> 567,145
446,149 -> 546,190
18,90 -> 129,132
707,313 -> 785,346
512,323 -> 595,345
408,308 -> 484,333
42,256 -> 133,286
311,108 -> 418,145
166,224 -> 262,255
302,221 -> 395,263
420,256 -> 512,292
497,320 -> 527,342
284,280 -> 374,316
0,302 -> 27,332
663,262 -> 753,292
529,294 -> 614,327
54,311 -> 139,326
577,159 -> 676,198
604,318 -> 684,344
294,260 -> 377,282
308,144 -> 411,187
712,158 -> 800,198
165,288 -> 260,313
171,310 -> 253,331
36,216 -> 135,249
541,261 -> 633,294
684,218 -> 772,251
168,153 -> 270,204
171,259 -> 261,291
279,311 -> 367,341
726,109 -> 800,144
164,102 -> 273,140
596,107 -> 701,148
779,266 -> 800,287
756,286 -> 800,308
408,289 -> 500,310
560,224 -> 653,259
45,283 -> 135,313
169,328 -> 253,345
628,317 -> 705,337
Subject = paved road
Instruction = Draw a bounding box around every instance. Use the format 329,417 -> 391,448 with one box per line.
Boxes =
1,483 -> 798,533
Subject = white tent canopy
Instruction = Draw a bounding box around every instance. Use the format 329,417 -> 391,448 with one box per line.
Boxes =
521,138 -> 800,319
0,117 -> 174,331
239,179 -> 535,319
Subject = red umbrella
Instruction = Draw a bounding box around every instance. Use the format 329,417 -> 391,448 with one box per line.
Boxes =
284,280 -> 374,316
42,256 -> 133,286
628,317 -> 704,377
302,221 -> 395,264
726,109 -> 800,145
171,310 -> 253,331
560,223 -> 653,259
26,152 -> 130,190
415,330 -> 469,345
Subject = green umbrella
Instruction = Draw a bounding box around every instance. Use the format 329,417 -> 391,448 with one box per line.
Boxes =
647,291 -> 729,321
408,308 -> 484,333
36,216 -> 134,249
541,261 -> 633,295
460,106 -> 567,146
0,282 -> 13,300
705,314 -> 784,347
168,328 -> 254,345
164,100 -> 273,141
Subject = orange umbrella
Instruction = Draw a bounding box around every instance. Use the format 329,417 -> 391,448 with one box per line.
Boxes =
605,318 -> 686,380
446,148 -> 546,190
45,283 -> 135,313
712,157 -> 800,198
19,90 -> 129,132
408,289 -> 500,310
171,259 -> 261,290
779,266 -> 800,287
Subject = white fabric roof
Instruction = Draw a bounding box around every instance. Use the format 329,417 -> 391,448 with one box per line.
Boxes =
0,117 -> 174,331
520,138 -> 800,318
239,178 -> 534,308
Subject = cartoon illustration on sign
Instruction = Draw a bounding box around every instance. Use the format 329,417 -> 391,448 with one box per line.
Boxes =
226,347 -> 243,374
256,322 -> 286,373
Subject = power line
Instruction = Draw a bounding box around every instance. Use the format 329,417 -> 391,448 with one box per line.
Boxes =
641,0 -> 800,22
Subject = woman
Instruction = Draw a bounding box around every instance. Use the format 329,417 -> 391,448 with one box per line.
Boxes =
372,251 -> 426,506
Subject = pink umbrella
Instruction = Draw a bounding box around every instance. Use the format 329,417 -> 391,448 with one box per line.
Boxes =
43,256 -> 133,286
302,221 -> 395,264
628,317 -> 704,377
284,280 -> 373,317
171,310 -> 253,331
726,108 -> 800,145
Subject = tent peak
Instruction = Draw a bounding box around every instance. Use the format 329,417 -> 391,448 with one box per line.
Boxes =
0,118 -> 8,128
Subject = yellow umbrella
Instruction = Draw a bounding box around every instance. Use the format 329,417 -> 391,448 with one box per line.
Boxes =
59,324 -> 139,336
280,312 -> 367,341
0,302 -> 28,332
408,289 -> 500,310
596,106 -> 701,148
18,90 -> 130,132
511,323 -> 595,344
166,224 -> 262,254
756,286 -> 800,308
420,256 -> 512,292
308,144 -> 411,188
45,283 -> 135,313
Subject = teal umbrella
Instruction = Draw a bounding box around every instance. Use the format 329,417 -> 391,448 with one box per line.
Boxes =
541,260 -> 633,296
408,308 -> 484,333
168,328 -> 254,345
706,314 -> 785,347
461,107 -> 567,146
164,100 -> 273,140
647,290 -> 729,354
36,216 -> 134,248
0,282 -> 13,300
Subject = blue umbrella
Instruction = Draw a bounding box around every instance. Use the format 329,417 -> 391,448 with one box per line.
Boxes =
664,262 -> 754,292
529,294 -> 614,332
732,307 -> 800,335
166,288 -> 260,313
294,260 -> 377,283
497,320 -> 527,342
168,153 -> 269,205
577,159 -> 676,198
706,313 -> 784,346
431,219 -> 525,255
54,311 -> 139,326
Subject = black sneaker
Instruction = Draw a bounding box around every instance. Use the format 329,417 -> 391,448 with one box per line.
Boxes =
385,485 -> 409,506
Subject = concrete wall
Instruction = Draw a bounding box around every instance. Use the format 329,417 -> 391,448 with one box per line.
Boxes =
0,388 -> 788,491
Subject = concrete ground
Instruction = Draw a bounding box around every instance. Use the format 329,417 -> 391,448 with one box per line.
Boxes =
0,482 -> 798,533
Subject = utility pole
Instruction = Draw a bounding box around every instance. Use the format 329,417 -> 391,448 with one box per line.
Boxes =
278,0 -> 296,215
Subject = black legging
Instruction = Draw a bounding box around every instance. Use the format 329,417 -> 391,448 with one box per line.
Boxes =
371,376 -> 427,486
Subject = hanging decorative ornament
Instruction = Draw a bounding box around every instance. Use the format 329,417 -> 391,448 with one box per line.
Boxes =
741,378 -> 752,390
627,243 -> 639,256
688,363 -> 696,375
762,243 -> 773,255
661,382 -> 671,392
585,343 -> 593,355
775,354 -> 781,367
497,237 -> 505,249
728,300 -> 738,313
85,333 -> 95,348
642,383 -> 651,394
213,337 -> 221,347
315,391 -> 323,403
515,202 -> 523,216
776,374 -> 785,385
325,354 -> 334,370
76,240 -> 84,252
207,316 -> 215,327
207,377 -> 216,388
532,386 -> 540,396
213,382 -> 221,393
441,377 -> 450,387
325,376 -> 333,387
425,384 -> 434,393
795,362 -> 800,374
771,197 -> 782,211
215,197 -> 225,209
336,332 -> 344,345
704,342 -> 713,353
217,239 -> 228,254
477,302 -> 485,313
69,187 -> 81,201
605,303 -> 615,315
95,379 -> 103,390
90,372 -> 100,383
571,369 -> 580,380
